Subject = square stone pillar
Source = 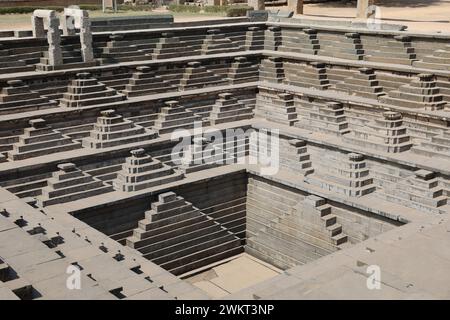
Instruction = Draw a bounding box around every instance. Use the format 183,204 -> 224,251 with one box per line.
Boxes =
47,17 -> 63,66
288,0 -> 303,15
357,0 -> 375,19
31,16 -> 45,38
248,0 -> 265,10
79,11 -> 94,62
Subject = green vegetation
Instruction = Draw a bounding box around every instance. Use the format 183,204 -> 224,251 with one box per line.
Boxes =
225,6 -> 253,17
0,4 -> 159,15
167,4 -> 253,17
0,4 -> 252,17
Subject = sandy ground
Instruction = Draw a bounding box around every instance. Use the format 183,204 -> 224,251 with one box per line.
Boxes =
300,0 -> 450,33
0,1 -> 449,32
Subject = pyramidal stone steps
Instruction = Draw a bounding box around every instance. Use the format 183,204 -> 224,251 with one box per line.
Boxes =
152,100 -> 202,134
380,73 -> 448,111
152,32 -> 198,60
295,101 -> 351,136
335,67 -> 386,100
113,148 -> 184,192
178,61 -> 228,91
81,109 -> 158,149
377,169 -> 448,214
0,80 -> 57,114
306,153 -> 376,197
201,29 -> 242,55
255,89 -> 298,126
37,163 -> 113,207
343,111 -> 413,153
284,61 -> 331,90
126,192 -> 243,275
227,56 -> 259,84
7,119 -> 81,161
59,72 -> 125,108
123,66 -> 174,97
209,92 -> 253,125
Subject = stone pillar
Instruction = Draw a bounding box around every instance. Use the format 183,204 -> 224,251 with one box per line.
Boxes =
32,10 -> 63,66
356,0 -> 375,19
248,0 -> 264,10
62,11 -> 76,36
47,17 -> 63,66
79,10 -> 94,62
31,16 -> 45,38
288,0 -> 303,15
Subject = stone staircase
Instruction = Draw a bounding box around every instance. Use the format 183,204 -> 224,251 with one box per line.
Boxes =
255,89 -> 297,126
306,152 -> 376,197
412,130 -> 450,161
279,28 -> 319,55
376,169 -> 448,214
284,61 -> 331,90
113,148 -> 184,192
37,163 -> 114,207
176,137 -> 237,174
317,32 -> 364,60
7,119 -> 81,161
364,35 -> 417,65
151,32 -> 198,59
81,109 -> 158,149
259,56 -> 284,83
246,179 -> 348,269
244,26 -> 265,50
0,80 -> 57,114
295,101 -> 351,136
126,192 -> 243,275
0,44 -> 38,73
123,66 -> 174,97
100,34 -> 156,63
414,44 -> 450,71
279,139 -> 314,175
227,56 -> 259,84
36,43 -> 96,71
343,111 -> 413,153
59,72 -> 125,108
152,100 -> 202,134
380,73 -> 448,111
335,67 -> 386,99
264,26 -> 282,51
178,61 -> 228,91
209,92 -> 253,125
201,29 -> 242,55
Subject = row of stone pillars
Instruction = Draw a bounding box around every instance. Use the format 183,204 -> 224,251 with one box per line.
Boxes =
31,8 -> 94,67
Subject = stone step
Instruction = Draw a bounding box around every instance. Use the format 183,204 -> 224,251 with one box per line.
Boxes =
168,245 -> 244,276
245,239 -> 301,270
128,220 -> 221,251
43,179 -> 104,198
138,210 -> 202,233
377,192 -> 446,214
8,141 -> 81,160
151,233 -> 238,266
135,211 -> 207,241
248,231 -> 317,266
39,184 -> 113,207
114,170 -> 182,192
413,145 -> 450,161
